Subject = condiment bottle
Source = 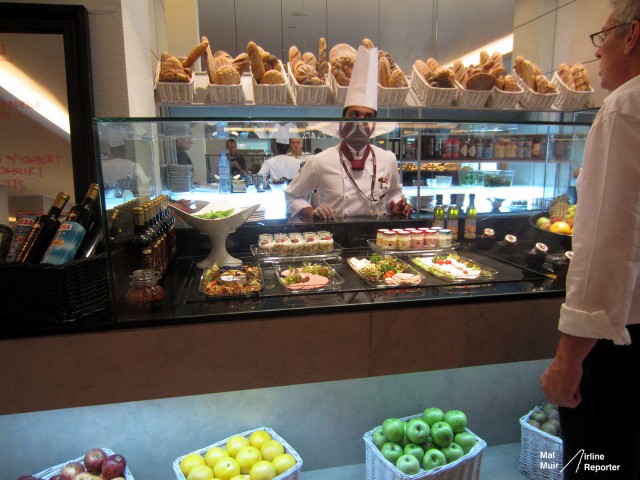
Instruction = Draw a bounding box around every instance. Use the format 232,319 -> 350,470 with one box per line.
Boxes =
433,194 -> 445,228
125,269 -> 166,310
446,194 -> 459,241
464,194 -> 477,240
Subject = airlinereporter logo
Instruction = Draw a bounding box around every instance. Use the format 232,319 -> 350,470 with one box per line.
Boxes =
539,449 -> 621,474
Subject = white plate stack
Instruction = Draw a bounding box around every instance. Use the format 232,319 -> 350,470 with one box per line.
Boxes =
167,164 -> 194,192
246,206 -> 266,222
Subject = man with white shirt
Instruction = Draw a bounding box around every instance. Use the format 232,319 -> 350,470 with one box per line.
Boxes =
541,1 -> 640,477
257,141 -> 302,184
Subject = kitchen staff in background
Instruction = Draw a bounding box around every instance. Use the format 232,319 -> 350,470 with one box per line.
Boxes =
258,140 -> 303,184
285,45 -> 412,219
175,137 -> 193,165
100,128 -> 151,197
226,138 -> 247,176
541,1 -> 640,478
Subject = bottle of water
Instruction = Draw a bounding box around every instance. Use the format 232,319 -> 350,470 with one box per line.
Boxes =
218,151 -> 232,194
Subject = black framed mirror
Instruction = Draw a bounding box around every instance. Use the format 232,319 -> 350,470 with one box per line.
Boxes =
0,2 -> 96,204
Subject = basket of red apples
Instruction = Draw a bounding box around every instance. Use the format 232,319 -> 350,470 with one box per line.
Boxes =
17,447 -> 133,480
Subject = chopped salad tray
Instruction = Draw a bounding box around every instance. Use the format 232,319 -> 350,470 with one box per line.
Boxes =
274,261 -> 344,293
411,252 -> 498,282
348,254 -> 425,288
199,263 -> 264,299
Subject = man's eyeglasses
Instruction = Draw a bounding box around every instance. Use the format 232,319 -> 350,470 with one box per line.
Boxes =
590,23 -> 630,47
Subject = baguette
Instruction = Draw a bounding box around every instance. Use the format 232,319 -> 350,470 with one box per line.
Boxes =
182,40 -> 209,68
426,58 -> 439,72
378,56 -> 391,87
201,37 -> 218,84
318,37 -> 329,76
247,41 -> 266,82
414,59 -> 429,79
388,69 -> 408,88
289,45 -> 302,71
362,38 -> 375,49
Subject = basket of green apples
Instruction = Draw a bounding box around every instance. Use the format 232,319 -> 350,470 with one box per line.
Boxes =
363,407 -> 486,479
519,402 -> 563,480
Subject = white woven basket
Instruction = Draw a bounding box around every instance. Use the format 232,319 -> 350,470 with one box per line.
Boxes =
486,84 -> 524,109
410,65 -> 458,107
32,448 -> 135,480
206,80 -> 244,104
454,81 -> 492,108
551,72 -> 593,111
519,411 -> 563,480
513,70 -> 559,110
329,70 -> 349,105
155,60 -> 194,104
252,61 -> 291,104
287,62 -> 332,105
363,414 -> 487,480
172,426 -> 303,480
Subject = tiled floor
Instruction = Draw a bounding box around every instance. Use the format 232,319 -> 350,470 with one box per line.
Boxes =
303,443 -> 530,479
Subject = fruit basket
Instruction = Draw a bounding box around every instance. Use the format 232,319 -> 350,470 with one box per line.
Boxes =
172,426 -> 303,480
529,211 -> 573,251
32,448 -> 134,480
519,410 -> 563,480
363,413 -> 486,480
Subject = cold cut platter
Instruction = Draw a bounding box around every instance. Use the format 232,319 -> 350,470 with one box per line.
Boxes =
410,252 -> 497,282
347,254 -> 425,288
274,261 -> 344,293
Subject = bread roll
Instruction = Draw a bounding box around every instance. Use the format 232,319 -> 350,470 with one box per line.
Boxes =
247,41 -> 266,82
426,58 -> 439,72
489,66 -> 507,78
378,56 -> 391,87
232,53 -> 249,75
217,64 -> 241,85
302,52 -> 317,69
294,63 -> 318,85
452,60 -> 467,83
159,54 -> 190,82
332,66 -> 350,86
570,64 -> 590,91
289,45 -> 302,71
466,72 -> 496,90
260,69 -> 285,84
495,75 -> 504,90
362,38 -> 375,49
329,43 -> 356,64
182,40 -> 209,68
502,75 -> 520,91
388,69 -> 408,88
414,60 -> 429,79
479,50 -> 490,66
491,52 -> 503,67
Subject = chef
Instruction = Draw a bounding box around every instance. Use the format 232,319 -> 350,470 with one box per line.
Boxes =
285,45 -> 412,219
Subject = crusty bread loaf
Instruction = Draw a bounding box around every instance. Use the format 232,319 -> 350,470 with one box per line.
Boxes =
570,64 -> 590,91
159,53 -> 191,82
232,53 -> 248,75
466,72 -> 496,90
260,69 -> 285,84
302,52 -> 317,69
388,68 -> 408,88
289,45 -> 302,71
414,60 -> 429,78
378,56 -> 391,87
426,58 -> 439,72
248,41 -> 266,82
201,37 -> 218,84
294,63 -> 318,85
479,50 -> 490,66
217,64 -> 241,85
318,38 -> 328,76
362,38 -> 375,49
332,66 -> 350,86
502,75 -> 520,91
329,43 -> 356,64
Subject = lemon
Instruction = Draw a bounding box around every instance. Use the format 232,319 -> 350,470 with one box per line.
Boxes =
230,476 -> 250,480
249,460 -> 277,480
260,440 -> 285,462
187,464 -> 214,480
205,446 -> 230,469
272,453 -> 296,475
226,435 -> 250,458
550,221 -> 572,235
180,453 -> 206,477
213,457 -> 241,480
249,430 -> 272,450
235,445 -> 262,474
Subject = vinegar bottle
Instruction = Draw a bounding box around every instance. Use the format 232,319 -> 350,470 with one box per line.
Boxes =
433,194 -> 445,229
14,192 -> 70,264
464,194 -> 477,240
446,194 -> 459,241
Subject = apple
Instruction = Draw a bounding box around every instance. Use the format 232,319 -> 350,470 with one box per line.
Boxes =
444,410 -> 467,433
399,427 -> 411,448
382,418 -> 405,444
431,422 -> 454,448
526,418 -> 541,428
84,448 -> 107,474
441,442 -> 465,464
403,443 -> 425,462
550,216 -> 563,224
380,442 -> 403,465
422,407 -> 444,427
540,420 -> 559,436
17,477 -> 40,480
101,454 -> 127,480
454,432 -> 477,454
74,473 -> 100,480
395,454 -> 421,475
59,462 -> 85,479
420,436 -> 435,451
372,427 -> 388,449
539,221 -> 551,231
536,216 -> 550,227
422,448 -> 447,470
50,476 -> 66,480
406,418 -> 430,444
530,410 -> 547,424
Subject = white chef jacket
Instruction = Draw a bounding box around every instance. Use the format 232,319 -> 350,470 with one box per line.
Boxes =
560,74 -> 640,345
101,157 -> 152,195
285,144 -> 404,217
258,154 -> 303,181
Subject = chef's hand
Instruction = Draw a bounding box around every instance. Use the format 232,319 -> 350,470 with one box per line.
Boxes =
313,205 -> 335,220
388,197 -> 413,217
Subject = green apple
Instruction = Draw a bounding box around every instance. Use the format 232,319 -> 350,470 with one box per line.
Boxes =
406,418 -> 430,444
382,418 -> 405,444
399,427 -> 411,448
444,410 -> 467,433
422,448 -> 447,471
530,410 -> 547,424
431,422 -> 454,448
441,442 -> 465,464
536,216 -> 550,227
422,407 -> 444,427
403,443 -> 425,462
396,454 -> 421,475
454,431 -> 477,454
380,442 -> 403,465
372,427 -> 388,450
540,420 -> 559,436
420,436 -> 435,451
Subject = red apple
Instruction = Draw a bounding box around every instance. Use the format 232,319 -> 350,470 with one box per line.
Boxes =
101,454 -> 127,480
83,448 -> 107,474
74,474 -> 99,480
49,476 -> 65,480
17,476 -> 41,480
59,462 -> 85,479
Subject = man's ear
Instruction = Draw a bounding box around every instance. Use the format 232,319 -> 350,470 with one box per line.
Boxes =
624,20 -> 640,55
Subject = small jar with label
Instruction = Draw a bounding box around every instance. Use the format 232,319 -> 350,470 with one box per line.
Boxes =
409,229 -> 424,249
397,230 -> 411,250
506,138 -> 517,158
258,233 -> 274,255
437,229 -> 453,248
495,138 -> 506,158
125,269 -> 166,310
423,228 -> 438,248
382,231 -> 397,250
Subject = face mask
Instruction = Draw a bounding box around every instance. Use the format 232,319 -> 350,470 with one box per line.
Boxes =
339,121 -> 374,169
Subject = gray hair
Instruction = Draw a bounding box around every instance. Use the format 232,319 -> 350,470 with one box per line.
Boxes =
610,0 -> 640,24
